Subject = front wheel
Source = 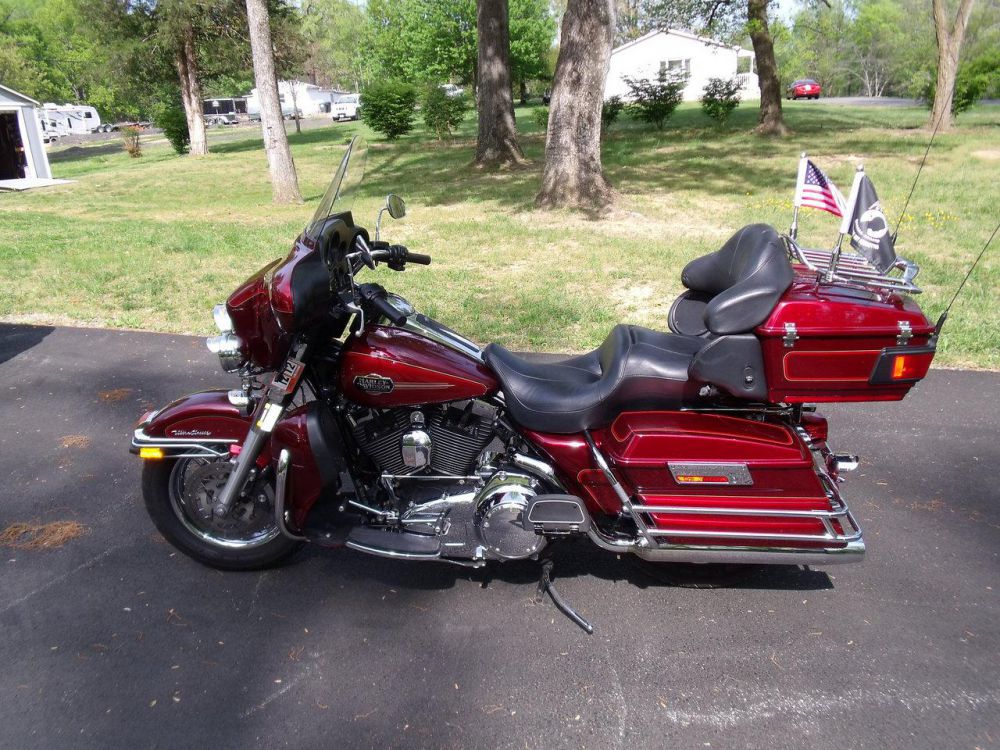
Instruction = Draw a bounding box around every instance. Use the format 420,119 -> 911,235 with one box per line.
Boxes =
142,457 -> 302,570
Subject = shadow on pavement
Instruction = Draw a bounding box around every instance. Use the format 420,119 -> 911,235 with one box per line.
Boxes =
0,324 -> 55,366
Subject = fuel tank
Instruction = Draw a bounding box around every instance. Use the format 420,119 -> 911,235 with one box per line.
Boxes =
340,325 -> 499,408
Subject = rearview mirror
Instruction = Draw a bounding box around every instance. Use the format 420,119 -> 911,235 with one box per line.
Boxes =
386,194 -> 406,220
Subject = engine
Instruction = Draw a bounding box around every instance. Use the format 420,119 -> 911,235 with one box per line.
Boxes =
345,399 -> 552,561
346,399 -> 497,478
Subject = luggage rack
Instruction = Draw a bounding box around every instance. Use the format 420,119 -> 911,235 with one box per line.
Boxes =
783,235 -> 922,294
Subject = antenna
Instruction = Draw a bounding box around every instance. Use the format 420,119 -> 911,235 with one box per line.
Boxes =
892,106 -> 949,245
932,220 -> 999,342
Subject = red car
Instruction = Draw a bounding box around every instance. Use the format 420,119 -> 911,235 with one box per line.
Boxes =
788,79 -> 822,100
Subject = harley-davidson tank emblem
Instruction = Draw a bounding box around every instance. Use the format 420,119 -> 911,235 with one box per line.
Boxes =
353,373 -> 394,394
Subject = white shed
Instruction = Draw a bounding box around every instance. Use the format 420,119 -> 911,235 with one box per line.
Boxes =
605,29 -> 760,102
0,84 -> 53,185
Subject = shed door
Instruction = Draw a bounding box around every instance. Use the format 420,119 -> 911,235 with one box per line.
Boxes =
0,111 -> 27,180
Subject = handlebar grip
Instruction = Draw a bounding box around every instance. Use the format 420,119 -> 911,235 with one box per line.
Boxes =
406,252 -> 431,265
370,294 -> 407,326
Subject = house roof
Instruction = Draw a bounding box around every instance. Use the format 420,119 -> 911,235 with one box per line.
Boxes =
611,28 -> 749,56
0,83 -> 40,107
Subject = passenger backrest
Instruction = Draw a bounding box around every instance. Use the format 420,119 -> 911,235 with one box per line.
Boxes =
681,224 -> 794,335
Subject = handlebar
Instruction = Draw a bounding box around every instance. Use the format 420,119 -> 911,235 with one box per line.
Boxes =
357,283 -> 407,325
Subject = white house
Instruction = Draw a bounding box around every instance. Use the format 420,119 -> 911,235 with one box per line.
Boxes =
605,29 -> 760,102
246,81 -> 348,118
0,84 -> 53,187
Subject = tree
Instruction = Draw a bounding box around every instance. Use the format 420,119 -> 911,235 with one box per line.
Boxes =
171,13 -> 209,155
246,0 -> 302,203
747,0 -> 786,134
300,0 -> 365,89
476,0 -> 525,166
930,0 -> 977,130
536,0 -> 615,210
509,0 -> 557,101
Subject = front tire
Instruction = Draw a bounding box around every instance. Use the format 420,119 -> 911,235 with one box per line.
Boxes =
143,458 -> 302,570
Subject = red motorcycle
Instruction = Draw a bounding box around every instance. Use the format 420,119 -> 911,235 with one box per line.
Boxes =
132,138 -> 937,629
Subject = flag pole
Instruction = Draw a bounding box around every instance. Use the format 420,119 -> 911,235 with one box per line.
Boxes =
790,152 -> 807,240
829,163 -> 865,281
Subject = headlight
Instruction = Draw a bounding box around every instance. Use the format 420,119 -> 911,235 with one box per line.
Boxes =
212,303 -> 234,333
206,332 -> 246,373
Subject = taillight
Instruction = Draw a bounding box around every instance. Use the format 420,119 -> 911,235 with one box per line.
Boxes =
870,346 -> 935,384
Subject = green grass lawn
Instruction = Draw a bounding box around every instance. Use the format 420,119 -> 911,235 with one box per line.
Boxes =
2,101 -> 998,368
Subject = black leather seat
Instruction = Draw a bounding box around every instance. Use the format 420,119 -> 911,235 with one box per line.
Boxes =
485,224 -> 795,433
669,224 -> 794,336
484,325 -> 704,434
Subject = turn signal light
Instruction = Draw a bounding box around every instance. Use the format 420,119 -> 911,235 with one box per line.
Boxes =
676,475 -> 729,484
139,447 -> 164,460
869,346 -> 935,385
891,354 -> 930,380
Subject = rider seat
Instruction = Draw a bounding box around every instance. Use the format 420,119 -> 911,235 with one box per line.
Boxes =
484,224 -> 794,434
485,324 -> 704,434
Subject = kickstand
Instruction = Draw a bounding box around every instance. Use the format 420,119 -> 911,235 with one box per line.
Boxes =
537,559 -> 594,635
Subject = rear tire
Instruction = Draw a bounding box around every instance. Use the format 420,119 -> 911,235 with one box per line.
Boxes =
143,458 -> 302,570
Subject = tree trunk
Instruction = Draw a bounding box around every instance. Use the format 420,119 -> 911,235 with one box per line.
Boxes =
930,0 -> 976,131
475,0 -> 525,167
519,79 -> 528,104
245,0 -> 302,203
289,83 -> 302,134
536,0 -> 615,210
747,0 -> 787,136
175,21 -> 208,156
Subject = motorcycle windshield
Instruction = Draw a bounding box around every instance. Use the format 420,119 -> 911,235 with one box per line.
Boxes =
305,135 -> 368,240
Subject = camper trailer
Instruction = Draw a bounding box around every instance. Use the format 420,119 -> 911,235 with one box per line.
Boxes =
35,110 -> 70,142
41,103 -> 106,134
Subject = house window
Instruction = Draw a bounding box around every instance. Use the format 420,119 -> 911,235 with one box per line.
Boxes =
737,57 -> 754,74
660,59 -> 690,77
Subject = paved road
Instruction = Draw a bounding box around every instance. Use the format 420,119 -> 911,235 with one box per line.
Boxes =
1,324 -> 998,749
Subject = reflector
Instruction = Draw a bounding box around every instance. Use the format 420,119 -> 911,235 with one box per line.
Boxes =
139,447 -> 164,460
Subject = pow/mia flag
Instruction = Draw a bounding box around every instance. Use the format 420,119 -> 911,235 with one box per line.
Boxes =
849,175 -> 896,273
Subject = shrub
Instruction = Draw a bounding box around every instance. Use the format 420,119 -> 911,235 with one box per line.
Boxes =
422,85 -> 468,139
121,126 -> 142,158
921,51 -> 1000,115
701,77 -> 743,126
155,104 -> 190,155
533,106 -> 550,130
601,95 -> 624,133
360,79 -> 418,140
623,70 -> 686,129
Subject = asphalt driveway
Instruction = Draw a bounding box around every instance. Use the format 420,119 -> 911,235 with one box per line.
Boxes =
1,323 -> 997,749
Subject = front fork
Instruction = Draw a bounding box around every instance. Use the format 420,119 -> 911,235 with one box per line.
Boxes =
212,343 -> 308,517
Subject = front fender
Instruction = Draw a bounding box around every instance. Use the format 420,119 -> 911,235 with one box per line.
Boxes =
131,390 -> 253,459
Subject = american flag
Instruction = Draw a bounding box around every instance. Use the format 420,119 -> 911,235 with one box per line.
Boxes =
795,159 -> 847,217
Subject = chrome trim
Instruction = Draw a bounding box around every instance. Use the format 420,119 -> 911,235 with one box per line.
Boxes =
786,236 -> 922,294
212,303 -> 233,333
633,538 -> 866,565
401,430 -> 432,468
897,320 -> 913,345
583,431 -> 655,548
345,539 -> 441,561
131,426 -> 234,458
206,332 -> 243,355
832,453 -> 860,472
511,453 -> 566,491
227,389 -> 250,408
392,303 -> 484,361
668,462 -> 753,486
783,322 -> 799,348
275,449 -> 306,541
